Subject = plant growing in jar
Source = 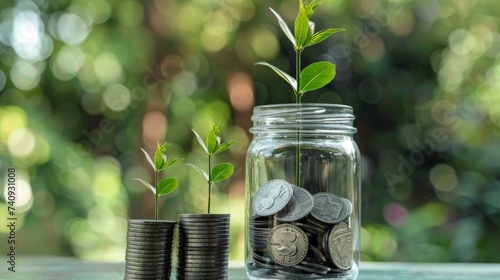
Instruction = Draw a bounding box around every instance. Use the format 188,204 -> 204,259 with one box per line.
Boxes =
187,123 -> 237,214
256,0 -> 344,184
133,142 -> 182,220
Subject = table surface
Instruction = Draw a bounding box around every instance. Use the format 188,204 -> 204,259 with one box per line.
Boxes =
2,256 -> 500,279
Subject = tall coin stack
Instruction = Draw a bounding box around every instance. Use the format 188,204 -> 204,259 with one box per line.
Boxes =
176,214 -> 230,280
248,179 -> 354,278
124,220 -> 177,280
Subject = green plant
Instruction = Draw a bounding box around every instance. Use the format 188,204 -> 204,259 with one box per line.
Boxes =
187,123 -> 237,214
256,0 -> 344,184
133,142 -> 182,220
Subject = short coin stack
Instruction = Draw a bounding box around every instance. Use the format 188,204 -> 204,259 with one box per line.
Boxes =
124,220 -> 177,280
248,179 -> 354,278
176,214 -> 230,280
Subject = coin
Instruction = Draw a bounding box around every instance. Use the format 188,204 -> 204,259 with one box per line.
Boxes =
267,223 -> 309,266
308,244 -> 328,263
310,192 -> 348,224
276,185 -> 314,222
294,263 -> 328,274
178,214 -> 230,221
341,198 -> 353,217
125,272 -> 167,279
128,220 -> 177,228
127,237 -> 171,243
253,179 -> 293,216
327,222 -> 353,270
126,231 -> 172,238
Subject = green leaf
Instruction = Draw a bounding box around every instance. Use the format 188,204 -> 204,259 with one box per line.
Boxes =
269,7 -> 296,47
305,28 -> 345,47
299,62 -> 336,94
161,158 -> 182,170
132,178 -> 155,195
214,141 -> 237,155
304,0 -> 320,17
294,0 -> 310,49
186,163 -> 209,181
207,123 -> 222,155
140,148 -> 155,170
255,62 -> 297,92
192,129 -> 208,154
157,177 -> 178,196
210,163 -> 234,183
154,142 -> 167,171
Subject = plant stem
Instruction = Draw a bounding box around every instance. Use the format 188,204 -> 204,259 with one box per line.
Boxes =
154,171 -> 158,220
208,155 -> 213,214
295,49 -> 302,186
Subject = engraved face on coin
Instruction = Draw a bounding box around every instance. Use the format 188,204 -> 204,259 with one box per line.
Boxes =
311,192 -> 348,224
267,224 -> 309,267
276,185 -> 314,222
327,222 -> 353,270
253,179 -> 293,216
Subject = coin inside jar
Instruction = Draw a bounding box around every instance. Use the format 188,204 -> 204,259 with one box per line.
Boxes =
253,179 -> 293,216
267,223 -> 309,267
326,222 -> 353,270
311,192 -> 349,224
276,185 -> 314,222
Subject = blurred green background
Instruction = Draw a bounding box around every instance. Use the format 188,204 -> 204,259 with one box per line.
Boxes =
0,0 -> 499,263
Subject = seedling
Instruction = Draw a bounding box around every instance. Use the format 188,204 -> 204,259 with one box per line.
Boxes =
133,142 -> 182,220
187,123 -> 237,214
256,0 -> 344,184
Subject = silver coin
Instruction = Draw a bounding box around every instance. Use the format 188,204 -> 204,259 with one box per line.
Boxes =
292,222 -> 326,234
125,257 -> 170,263
178,214 -> 230,221
253,179 -> 293,216
126,232 -> 172,238
341,198 -> 353,217
180,229 -> 230,234
309,244 -> 327,263
125,268 -> 166,275
252,259 -> 283,270
124,272 -> 167,279
127,235 -> 171,242
176,276 -> 227,280
126,244 -> 170,250
176,271 -> 227,275
177,256 -> 229,263
304,217 -> 329,230
301,259 -> 332,271
294,263 -> 328,274
327,222 -> 353,270
276,185 -> 314,222
128,221 -> 176,229
267,224 -> 309,267
125,263 -> 170,271
311,192 -> 348,224
125,272 -> 167,278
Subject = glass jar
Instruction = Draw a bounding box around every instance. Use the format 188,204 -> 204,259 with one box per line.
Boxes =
245,104 -> 360,280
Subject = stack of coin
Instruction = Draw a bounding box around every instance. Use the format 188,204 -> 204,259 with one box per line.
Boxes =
249,215 -> 272,253
124,220 -> 177,280
176,214 -> 230,280
248,179 -> 355,278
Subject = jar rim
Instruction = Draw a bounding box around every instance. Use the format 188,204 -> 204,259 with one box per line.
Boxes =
251,103 -> 357,135
253,103 -> 353,113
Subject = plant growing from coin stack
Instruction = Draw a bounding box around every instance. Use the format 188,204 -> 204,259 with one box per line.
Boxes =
256,0 -> 344,184
133,142 -> 182,220
187,123 -> 237,214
